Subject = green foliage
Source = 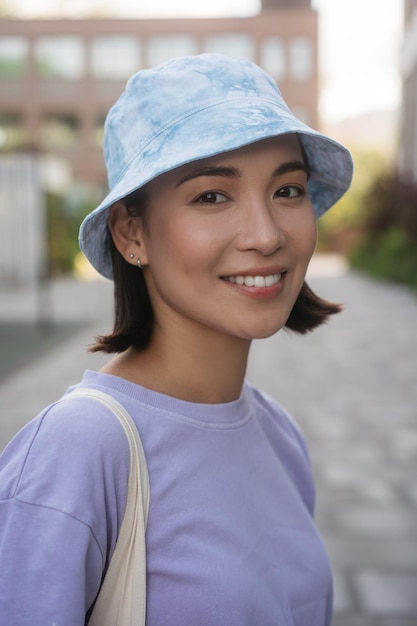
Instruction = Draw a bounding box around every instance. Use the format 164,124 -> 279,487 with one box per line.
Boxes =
317,147 -> 389,252
46,191 -> 95,275
348,173 -> 417,289
0,58 -> 26,78
350,228 -> 417,288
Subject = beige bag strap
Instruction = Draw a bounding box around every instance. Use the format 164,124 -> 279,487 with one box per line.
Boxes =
65,387 -> 150,626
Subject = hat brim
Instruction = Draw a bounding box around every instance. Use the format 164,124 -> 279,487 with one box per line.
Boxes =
79,96 -> 353,279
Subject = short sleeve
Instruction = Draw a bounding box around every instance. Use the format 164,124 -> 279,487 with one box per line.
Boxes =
0,396 -> 131,624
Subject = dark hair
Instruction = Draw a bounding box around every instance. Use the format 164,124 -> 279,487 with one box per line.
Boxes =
90,187 -> 153,353
90,186 -> 341,353
285,282 -> 342,334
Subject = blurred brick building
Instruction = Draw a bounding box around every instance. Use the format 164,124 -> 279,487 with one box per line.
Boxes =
0,0 -> 318,186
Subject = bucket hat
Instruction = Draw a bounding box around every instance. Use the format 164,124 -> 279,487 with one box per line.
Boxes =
79,53 -> 353,279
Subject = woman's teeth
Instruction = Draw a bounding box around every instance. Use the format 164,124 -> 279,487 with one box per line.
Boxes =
224,274 -> 281,287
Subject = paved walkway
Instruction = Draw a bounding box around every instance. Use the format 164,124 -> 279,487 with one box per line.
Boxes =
1,256 -> 416,625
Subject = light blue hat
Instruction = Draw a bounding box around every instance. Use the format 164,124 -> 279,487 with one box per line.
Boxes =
79,53 -> 353,279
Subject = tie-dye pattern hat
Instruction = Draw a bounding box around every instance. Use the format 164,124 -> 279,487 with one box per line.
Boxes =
79,53 -> 353,279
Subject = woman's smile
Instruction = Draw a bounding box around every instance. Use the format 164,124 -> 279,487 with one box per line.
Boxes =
220,270 -> 285,301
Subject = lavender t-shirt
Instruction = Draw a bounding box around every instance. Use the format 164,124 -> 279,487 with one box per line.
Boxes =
0,370 -> 332,625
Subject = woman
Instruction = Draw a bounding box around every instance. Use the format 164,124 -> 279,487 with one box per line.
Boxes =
0,54 -> 353,625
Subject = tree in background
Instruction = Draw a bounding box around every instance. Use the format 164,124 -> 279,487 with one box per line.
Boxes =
317,146 -> 388,254
46,188 -> 99,276
316,140 -> 417,290
348,172 -> 417,289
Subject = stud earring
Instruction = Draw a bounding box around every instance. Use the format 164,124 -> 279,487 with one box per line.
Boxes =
129,253 -> 135,259
137,257 -> 142,269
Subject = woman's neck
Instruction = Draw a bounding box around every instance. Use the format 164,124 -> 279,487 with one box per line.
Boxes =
101,324 -> 251,404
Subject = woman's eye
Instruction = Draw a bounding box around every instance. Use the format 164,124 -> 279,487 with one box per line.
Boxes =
195,191 -> 228,204
275,185 -> 305,199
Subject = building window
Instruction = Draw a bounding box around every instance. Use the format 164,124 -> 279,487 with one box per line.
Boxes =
0,37 -> 28,78
203,34 -> 254,60
0,113 -> 26,149
147,35 -> 196,67
35,37 -> 84,80
289,36 -> 313,82
40,114 -> 78,148
260,37 -> 285,81
91,36 -> 141,80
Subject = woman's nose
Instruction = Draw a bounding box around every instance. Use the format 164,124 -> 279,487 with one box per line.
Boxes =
236,201 -> 286,255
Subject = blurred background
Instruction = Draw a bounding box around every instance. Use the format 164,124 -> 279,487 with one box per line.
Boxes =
0,1 -> 417,624
0,0 -> 415,288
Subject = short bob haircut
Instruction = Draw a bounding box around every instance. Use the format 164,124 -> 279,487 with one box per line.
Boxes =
90,186 -> 341,354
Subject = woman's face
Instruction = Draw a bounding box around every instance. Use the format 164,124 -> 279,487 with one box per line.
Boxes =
137,135 -> 317,343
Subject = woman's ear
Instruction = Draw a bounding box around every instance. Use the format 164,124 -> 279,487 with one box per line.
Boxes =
108,201 -> 149,267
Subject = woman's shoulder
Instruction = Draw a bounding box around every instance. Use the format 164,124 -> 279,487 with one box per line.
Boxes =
245,381 -> 315,511
15,386 -> 131,466
0,384 -> 131,530
246,381 -> 306,442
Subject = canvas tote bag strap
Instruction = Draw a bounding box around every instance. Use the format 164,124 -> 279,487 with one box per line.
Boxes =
65,387 -> 150,626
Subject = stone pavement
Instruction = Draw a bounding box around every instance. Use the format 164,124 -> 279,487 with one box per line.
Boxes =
1,255 -> 417,625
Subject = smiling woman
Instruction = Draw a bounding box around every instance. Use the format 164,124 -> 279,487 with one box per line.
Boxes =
104,136 -> 317,378
0,53 -> 353,626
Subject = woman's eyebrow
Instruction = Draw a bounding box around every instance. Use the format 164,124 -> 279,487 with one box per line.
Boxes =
272,160 -> 310,178
175,165 -> 241,187
175,159 -> 309,188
